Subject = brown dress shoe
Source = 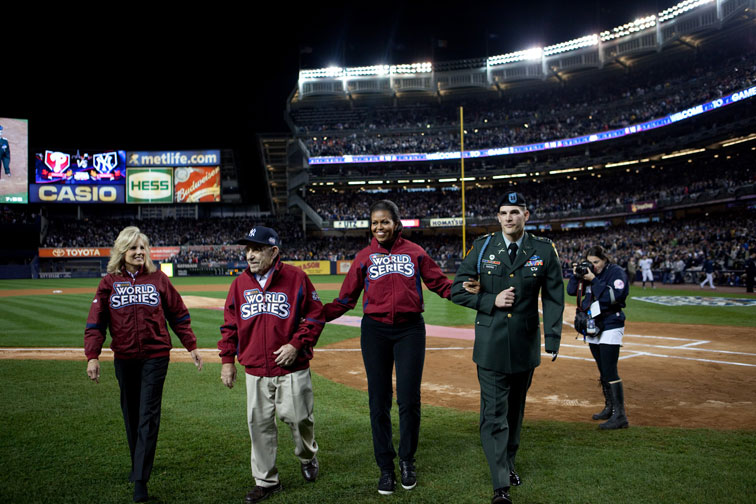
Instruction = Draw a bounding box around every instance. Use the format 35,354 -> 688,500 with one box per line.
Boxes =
301,455 -> 319,482
244,482 -> 282,503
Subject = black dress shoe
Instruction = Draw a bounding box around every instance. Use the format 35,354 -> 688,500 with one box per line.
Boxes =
492,486 -> 513,504
399,459 -> 417,490
377,470 -> 396,495
509,469 -> 522,486
244,482 -> 282,503
301,455 -> 319,482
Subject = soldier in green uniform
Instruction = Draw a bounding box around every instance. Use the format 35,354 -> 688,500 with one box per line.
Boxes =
451,192 -> 564,504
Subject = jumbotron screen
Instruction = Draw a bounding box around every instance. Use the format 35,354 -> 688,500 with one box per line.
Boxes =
0,117 -> 29,204
35,150 -> 126,184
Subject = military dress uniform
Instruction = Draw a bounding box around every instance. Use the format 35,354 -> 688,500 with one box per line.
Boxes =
451,230 -> 563,493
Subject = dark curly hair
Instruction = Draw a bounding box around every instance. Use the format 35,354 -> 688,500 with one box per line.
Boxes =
369,200 -> 403,234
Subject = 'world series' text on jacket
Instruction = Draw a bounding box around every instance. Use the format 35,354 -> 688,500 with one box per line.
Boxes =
566,263 -> 629,330
323,235 -> 452,324
84,268 -> 198,360
218,257 -> 325,377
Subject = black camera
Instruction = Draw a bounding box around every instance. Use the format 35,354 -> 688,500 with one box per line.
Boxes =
574,260 -> 595,279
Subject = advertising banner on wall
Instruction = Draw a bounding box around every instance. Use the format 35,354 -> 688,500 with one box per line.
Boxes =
629,201 -> 657,213
0,117 -> 28,204
127,168 -> 173,203
429,217 -> 463,227
30,184 -> 125,203
174,166 -> 221,203
39,247 -> 112,258
127,150 -> 221,167
284,260 -> 332,275
334,220 -> 369,229
336,260 -> 353,274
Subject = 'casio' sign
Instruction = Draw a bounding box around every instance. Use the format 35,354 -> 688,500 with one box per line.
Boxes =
128,171 -> 172,200
36,185 -> 119,202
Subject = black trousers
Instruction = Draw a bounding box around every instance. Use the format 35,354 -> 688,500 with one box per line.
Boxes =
589,343 -> 620,382
477,366 -> 534,490
113,356 -> 170,483
360,315 -> 426,471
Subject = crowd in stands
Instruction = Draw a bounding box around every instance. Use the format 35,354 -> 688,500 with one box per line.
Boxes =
298,52 -> 756,157
28,203 -> 754,286
306,158 -> 755,221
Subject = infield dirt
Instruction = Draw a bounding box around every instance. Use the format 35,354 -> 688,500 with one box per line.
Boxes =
2,284 -> 754,430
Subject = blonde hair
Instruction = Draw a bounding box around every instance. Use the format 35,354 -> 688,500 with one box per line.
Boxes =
107,226 -> 157,275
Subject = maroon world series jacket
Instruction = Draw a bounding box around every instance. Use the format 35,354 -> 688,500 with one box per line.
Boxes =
218,257 -> 325,377
324,235 -> 452,325
84,267 -> 198,360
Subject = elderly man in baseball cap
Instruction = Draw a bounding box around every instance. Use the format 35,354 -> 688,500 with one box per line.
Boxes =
218,226 -> 325,503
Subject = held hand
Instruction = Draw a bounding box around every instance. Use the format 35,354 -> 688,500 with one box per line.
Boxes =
462,278 -> 481,294
87,358 -> 100,384
190,349 -> 203,371
494,287 -> 515,308
221,363 -> 237,389
273,343 -> 298,367
583,270 -> 596,282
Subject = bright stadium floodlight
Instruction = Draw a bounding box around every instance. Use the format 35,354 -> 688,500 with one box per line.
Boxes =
544,35 -> 598,56
487,47 -> 542,66
345,65 -> 390,77
348,180 -> 366,185
659,0 -> 714,22
600,15 -> 656,41
299,66 -> 345,81
390,62 -> 433,74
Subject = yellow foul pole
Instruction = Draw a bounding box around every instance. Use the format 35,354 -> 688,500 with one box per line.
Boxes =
460,106 -> 467,257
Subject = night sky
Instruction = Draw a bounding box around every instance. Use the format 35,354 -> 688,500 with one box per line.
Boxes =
6,2 -> 666,180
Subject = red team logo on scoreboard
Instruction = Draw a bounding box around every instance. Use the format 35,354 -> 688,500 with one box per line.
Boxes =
43,151 -> 72,180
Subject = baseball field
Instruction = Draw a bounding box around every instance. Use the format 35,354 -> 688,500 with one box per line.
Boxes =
1,276 -> 755,503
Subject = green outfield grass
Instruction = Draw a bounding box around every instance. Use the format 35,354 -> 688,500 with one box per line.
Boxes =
1,276 -> 755,503
1,359 -> 755,504
0,277 -> 753,350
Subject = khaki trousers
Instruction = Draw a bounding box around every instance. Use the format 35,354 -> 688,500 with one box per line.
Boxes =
246,369 -> 318,487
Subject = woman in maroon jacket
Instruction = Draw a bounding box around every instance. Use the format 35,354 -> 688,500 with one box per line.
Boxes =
85,226 -> 203,502
324,200 -> 469,495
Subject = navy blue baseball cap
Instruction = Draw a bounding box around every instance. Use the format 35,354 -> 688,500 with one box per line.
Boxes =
236,226 -> 280,247
497,192 -> 527,209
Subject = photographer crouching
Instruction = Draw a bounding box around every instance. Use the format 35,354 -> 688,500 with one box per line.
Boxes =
567,246 -> 630,430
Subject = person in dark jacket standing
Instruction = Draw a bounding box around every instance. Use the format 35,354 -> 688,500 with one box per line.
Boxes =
218,226 -> 325,504
324,200 -> 462,495
567,245 -> 630,430
0,125 -> 10,178
451,192 -> 563,504
85,226 -> 203,502
746,250 -> 756,293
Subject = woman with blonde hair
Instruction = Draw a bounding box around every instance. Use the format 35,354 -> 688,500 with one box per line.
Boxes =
85,226 -> 203,502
